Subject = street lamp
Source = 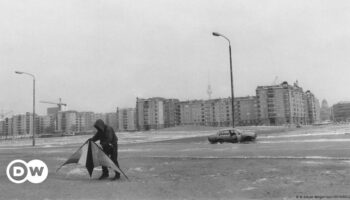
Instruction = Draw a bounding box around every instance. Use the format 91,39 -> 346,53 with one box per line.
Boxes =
212,32 -> 235,128
15,71 -> 36,146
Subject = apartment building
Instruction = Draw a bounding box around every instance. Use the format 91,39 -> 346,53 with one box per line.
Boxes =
117,108 -> 136,131
177,97 -> 258,127
136,97 -> 166,130
76,112 -> 95,132
163,99 -> 180,127
47,107 -> 60,115
304,90 -> 320,124
333,102 -> 350,122
1,110 -> 120,136
38,115 -> 55,134
6,117 -> 13,136
208,98 -> 232,127
256,81 -> 307,125
56,111 -> 78,133
236,96 -> 259,126
12,114 -> 27,136
178,100 -> 208,126
0,113 -> 41,137
0,120 -> 4,137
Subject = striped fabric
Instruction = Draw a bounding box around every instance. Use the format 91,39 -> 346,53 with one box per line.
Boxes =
57,141 -> 120,177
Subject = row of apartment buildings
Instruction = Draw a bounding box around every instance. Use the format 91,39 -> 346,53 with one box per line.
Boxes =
1,81 -> 329,136
0,111 -> 118,138
116,81 -> 322,131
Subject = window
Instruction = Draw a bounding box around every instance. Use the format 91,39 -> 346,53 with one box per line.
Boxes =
219,130 -> 230,136
229,130 -> 236,136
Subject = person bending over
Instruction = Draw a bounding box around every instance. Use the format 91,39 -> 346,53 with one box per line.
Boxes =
89,119 -> 120,180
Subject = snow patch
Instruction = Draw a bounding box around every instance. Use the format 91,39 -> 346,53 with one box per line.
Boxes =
242,187 -> 256,191
130,167 -> 144,172
292,180 -> 304,185
56,157 -> 67,161
66,168 -> 88,176
301,161 -> 325,165
41,144 -> 56,148
260,138 -> 350,144
253,178 -> 268,184
261,131 -> 345,139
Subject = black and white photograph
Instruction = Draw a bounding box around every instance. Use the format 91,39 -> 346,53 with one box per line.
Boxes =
1,0 -> 350,199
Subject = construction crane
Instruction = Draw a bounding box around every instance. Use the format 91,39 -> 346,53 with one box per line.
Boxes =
40,98 -> 67,111
0,109 -> 13,120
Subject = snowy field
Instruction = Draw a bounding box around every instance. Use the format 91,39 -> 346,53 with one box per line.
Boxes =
1,124 -> 350,148
1,125 -> 350,200
0,129 -> 216,148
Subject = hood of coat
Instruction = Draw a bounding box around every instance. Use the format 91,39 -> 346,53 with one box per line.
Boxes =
94,119 -> 105,132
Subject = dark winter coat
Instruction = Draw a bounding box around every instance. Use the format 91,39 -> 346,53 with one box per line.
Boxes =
91,119 -> 118,148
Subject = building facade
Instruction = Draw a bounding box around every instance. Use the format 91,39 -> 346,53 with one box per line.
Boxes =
177,97 -> 259,127
117,108 -> 136,131
304,90 -> 320,124
47,107 -> 60,115
0,120 -> 4,137
12,114 -> 27,136
208,98 -> 232,127
62,111 -> 78,132
332,102 -> 350,122
76,112 -> 95,132
136,97 -> 166,130
38,115 -> 55,134
0,113 -> 40,137
4,117 -> 13,137
236,96 -> 259,126
163,99 -> 180,128
177,100 -> 208,126
256,81 -> 307,125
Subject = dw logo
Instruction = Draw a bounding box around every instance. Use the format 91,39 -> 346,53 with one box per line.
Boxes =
6,159 -> 48,184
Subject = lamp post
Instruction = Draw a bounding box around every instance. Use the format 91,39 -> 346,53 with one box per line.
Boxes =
15,71 -> 36,146
212,32 -> 235,128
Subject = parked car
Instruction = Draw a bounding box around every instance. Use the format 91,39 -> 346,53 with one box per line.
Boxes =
208,128 -> 257,144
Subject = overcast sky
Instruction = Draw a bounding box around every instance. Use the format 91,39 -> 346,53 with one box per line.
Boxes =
1,0 -> 350,115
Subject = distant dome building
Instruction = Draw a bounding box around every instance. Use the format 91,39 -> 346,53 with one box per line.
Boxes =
320,99 -> 331,121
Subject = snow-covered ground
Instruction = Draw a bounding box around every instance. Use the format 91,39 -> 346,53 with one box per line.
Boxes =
1,125 -> 350,200
0,130 -> 215,148
1,124 -> 350,148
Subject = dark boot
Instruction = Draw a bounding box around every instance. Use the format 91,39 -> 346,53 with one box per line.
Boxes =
99,166 -> 109,180
99,173 -> 109,180
111,171 -> 120,181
